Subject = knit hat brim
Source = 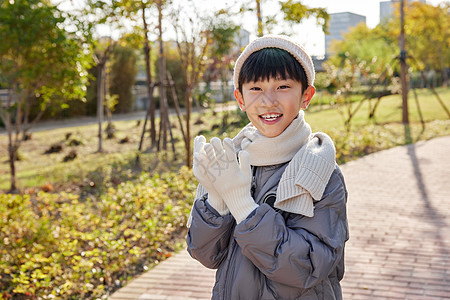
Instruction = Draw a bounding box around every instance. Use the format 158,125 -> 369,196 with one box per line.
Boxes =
233,34 -> 315,90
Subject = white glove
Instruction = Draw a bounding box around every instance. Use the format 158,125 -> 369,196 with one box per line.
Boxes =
193,136 -> 229,215
203,137 -> 258,224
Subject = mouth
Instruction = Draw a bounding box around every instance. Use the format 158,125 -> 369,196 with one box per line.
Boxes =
259,113 -> 283,123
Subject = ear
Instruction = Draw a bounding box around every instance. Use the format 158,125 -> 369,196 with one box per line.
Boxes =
234,89 -> 246,111
301,86 -> 315,109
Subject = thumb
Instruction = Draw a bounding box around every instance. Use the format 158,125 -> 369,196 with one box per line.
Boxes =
238,150 -> 251,177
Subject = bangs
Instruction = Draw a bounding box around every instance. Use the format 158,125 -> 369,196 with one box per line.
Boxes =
238,47 -> 307,92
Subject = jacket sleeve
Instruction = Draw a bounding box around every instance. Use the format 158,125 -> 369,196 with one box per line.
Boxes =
234,169 -> 349,289
186,194 -> 235,269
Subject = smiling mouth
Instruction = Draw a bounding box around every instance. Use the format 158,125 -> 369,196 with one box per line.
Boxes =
259,113 -> 283,122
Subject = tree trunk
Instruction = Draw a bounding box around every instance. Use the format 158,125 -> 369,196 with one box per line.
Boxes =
167,72 -> 186,145
158,0 -> 167,151
186,88 -> 192,167
399,0 -> 409,125
5,86 -> 18,192
256,0 -> 263,37
138,85 -> 155,152
97,62 -> 105,152
163,95 -> 176,156
104,68 -> 114,139
8,143 -> 17,192
142,4 -> 156,148
6,91 -> 17,192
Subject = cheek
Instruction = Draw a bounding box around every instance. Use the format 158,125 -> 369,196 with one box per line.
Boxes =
242,94 -> 257,109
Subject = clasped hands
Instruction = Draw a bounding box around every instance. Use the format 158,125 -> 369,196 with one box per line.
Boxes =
193,135 -> 258,224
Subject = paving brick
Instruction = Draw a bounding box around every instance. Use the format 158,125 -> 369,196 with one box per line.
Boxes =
109,136 -> 450,300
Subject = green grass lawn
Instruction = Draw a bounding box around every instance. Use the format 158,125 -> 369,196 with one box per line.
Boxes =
0,87 -> 449,193
0,108 -> 241,192
306,87 -> 450,131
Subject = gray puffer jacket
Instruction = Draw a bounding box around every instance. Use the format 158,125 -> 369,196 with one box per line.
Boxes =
187,162 -> 349,300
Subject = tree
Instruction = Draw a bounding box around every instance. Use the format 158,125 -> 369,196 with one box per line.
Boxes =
171,0 -> 213,167
110,43 -> 138,113
324,1 -> 450,130
0,0 -> 92,192
240,0 -> 328,36
81,0 -> 126,152
328,23 -> 397,77
93,39 -> 115,151
279,0 -> 329,33
206,19 -> 240,125
325,23 -> 401,129
116,0 -> 159,148
391,1 -> 449,86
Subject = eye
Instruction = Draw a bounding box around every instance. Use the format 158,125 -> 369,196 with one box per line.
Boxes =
250,87 -> 262,91
278,85 -> 290,90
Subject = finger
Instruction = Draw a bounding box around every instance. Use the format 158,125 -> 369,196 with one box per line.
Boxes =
194,136 -> 203,154
223,138 -> 237,162
210,137 -> 223,155
194,135 -> 206,154
193,153 -> 203,176
203,143 -> 216,164
193,152 -> 209,176
238,150 -> 251,176
193,152 -> 206,167
195,151 -> 217,182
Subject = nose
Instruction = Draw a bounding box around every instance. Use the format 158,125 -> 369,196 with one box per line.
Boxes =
261,91 -> 279,107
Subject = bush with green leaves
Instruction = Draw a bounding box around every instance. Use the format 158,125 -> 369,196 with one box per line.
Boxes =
0,167 -> 196,299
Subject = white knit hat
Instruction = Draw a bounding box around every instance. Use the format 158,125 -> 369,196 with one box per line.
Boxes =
233,34 -> 315,90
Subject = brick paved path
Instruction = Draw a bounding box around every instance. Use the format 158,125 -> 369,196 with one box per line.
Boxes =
109,136 -> 450,300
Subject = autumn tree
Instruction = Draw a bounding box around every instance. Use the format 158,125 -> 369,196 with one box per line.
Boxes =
389,1 -> 449,86
326,1 -> 450,126
325,22 -> 401,129
0,0 -> 92,192
110,43 -> 138,113
170,0 -> 214,167
208,19 -> 240,104
280,0 -> 329,33
115,0 -> 160,149
328,23 -> 398,84
240,0 -> 328,36
81,0 -> 128,152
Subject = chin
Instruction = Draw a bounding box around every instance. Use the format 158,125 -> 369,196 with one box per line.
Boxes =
260,130 -> 283,138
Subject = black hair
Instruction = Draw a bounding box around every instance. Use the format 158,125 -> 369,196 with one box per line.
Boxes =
238,47 -> 308,94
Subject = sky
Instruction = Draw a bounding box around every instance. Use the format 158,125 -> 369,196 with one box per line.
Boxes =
231,0 -> 448,56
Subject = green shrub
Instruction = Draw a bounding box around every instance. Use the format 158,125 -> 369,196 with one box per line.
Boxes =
0,167 -> 196,299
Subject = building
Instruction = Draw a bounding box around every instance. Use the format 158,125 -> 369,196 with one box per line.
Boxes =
325,12 -> 366,56
0,89 -> 15,109
312,56 -> 326,73
380,0 -> 426,22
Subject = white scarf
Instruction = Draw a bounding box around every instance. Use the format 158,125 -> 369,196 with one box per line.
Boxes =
232,111 -> 311,166
232,111 -> 336,217
188,111 -> 336,228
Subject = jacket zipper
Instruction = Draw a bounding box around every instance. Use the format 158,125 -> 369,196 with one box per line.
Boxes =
224,167 -> 257,299
251,166 -> 257,198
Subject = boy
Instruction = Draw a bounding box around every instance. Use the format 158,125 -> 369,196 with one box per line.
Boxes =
187,35 -> 349,299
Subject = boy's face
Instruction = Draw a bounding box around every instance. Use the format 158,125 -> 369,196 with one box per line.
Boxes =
234,77 -> 315,138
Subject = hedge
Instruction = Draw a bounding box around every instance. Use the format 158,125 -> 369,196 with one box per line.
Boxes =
0,167 -> 196,299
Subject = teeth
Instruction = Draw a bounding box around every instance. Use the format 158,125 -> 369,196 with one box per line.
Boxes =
261,113 -> 281,121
